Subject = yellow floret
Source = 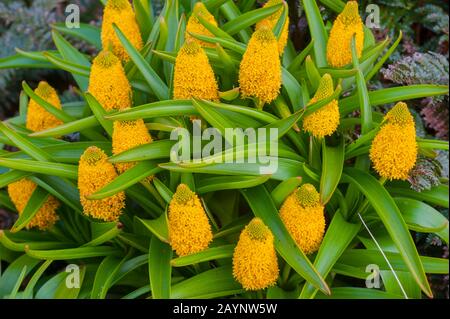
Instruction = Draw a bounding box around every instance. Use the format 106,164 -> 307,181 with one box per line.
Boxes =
7,178 -> 59,230
168,184 -> 213,256
173,40 -> 219,101
239,26 -> 281,107
101,0 -> 143,62
112,119 -> 153,175
256,0 -> 289,55
279,184 -> 325,254
185,2 -> 218,48
78,146 -> 125,222
88,50 -> 132,111
384,101 -> 415,126
232,217 -> 279,290
326,1 -> 364,67
370,102 -> 418,180
26,81 -> 63,132
303,74 -> 339,138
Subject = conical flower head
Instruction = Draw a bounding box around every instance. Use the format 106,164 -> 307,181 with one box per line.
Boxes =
185,2 -> 218,48
239,26 -> 281,106
279,184 -> 325,254
370,102 -> 418,180
303,74 -> 340,138
26,81 -> 63,132
101,0 -> 143,62
168,184 -> 213,256
326,1 -> 364,67
88,50 -> 132,111
78,146 -> 125,221
112,119 -> 153,175
232,218 -> 279,290
8,178 -> 59,230
173,40 -> 219,101
256,0 -> 289,55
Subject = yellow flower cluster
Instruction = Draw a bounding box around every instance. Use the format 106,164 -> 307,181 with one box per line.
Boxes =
326,1 -> 364,68
173,40 -> 219,101
256,0 -> 289,55
303,74 -> 339,138
370,102 -> 418,180
101,0 -> 143,62
26,81 -> 63,132
279,184 -> 325,255
78,146 -> 125,222
8,178 -> 59,230
185,2 -> 218,48
239,26 -> 281,107
168,184 -> 213,256
112,119 -> 153,175
232,218 -> 279,290
88,50 -> 132,111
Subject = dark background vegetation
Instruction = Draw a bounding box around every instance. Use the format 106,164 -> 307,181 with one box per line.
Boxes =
0,0 -> 448,298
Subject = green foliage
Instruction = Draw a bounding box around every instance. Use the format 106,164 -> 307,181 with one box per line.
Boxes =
0,0 -> 448,300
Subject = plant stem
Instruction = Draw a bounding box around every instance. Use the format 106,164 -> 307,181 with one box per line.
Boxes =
141,180 -> 166,208
354,176 -> 388,217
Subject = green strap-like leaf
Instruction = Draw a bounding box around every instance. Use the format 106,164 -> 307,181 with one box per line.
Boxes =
108,139 -> 175,163
149,236 -> 172,299
387,184 -> 449,208
113,24 -> 169,100
221,3 -> 282,35
51,30 -> 91,91
341,168 -> 433,297
84,93 -> 113,136
318,0 -> 345,13
320,136 -> 344,204
171,245 -> 234,267
302,0 -> 328,67
340,85 -> 449,116
0,122 -> 54,162
91,256 -> 124,299
0,254 -> 40,298
52,23 -> 101,49
11,186 -> 50,233
0,170 -> 31,188
0,158 -> 78,179
394,197 -> 449,244
87,160 -> 162,200
170,265 -> 243,298
351,36 -> 373,134
28,116 -> 101,139
196,175 -> 271,194
25,246 -> 121,260
44,52 -> 90,77
299,212 -> 360,299
136,214 -> 169,243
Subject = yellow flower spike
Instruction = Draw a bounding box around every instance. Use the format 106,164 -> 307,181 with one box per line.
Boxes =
279,183 -> 325,255
78,146 -> 125,222
88,50 -> 132,111
256,0 -> 289,55
168,184 -> 213,256
185,2 -> 218,48
370,102 -> 418,180
303,74 -> 340,138
112,119 -> 153,175
173,40 -> 219,101
7,178 -> 59,230
232,217 -> 279,291
26,81 -> 64,132
101,0 -> 143,62
326,1 -> 364,68
239,26 -> 281,107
